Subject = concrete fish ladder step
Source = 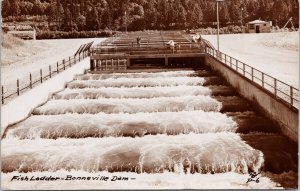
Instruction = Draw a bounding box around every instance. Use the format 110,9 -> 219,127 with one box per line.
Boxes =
76,70 -> 197,80
54,86 -> 212,100
5,111 -> 237,139
214,96 -> 254,112
67,77 -> 205,89
32,96 -> 222,115
227,111 -> 280,134
1,133 -> 263,174
54,86 -> 236,100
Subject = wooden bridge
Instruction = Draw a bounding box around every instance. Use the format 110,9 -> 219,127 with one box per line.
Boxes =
90,31 -> 214,70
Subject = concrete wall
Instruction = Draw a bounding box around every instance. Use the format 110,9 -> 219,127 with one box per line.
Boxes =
1,59 -> 90,137
205,55 -> 298,142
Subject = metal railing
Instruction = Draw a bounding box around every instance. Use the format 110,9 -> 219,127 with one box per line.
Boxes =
1,50 -> 89,105
206,47 -> 299,110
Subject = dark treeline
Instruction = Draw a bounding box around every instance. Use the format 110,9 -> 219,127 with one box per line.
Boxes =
2,0 -> 299,31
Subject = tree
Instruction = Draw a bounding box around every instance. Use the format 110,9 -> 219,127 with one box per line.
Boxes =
272,0 -> 289,26
86,7 -> 100,30
2,0 -> 11,17
46,2 -> 57,27
11,0 -> 21,20
56,2 -> 64,30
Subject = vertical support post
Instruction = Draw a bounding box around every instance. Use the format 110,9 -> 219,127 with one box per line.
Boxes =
49,65 -> 52,78
17,79 -> 20,96
117,59 -> 120,70
74,55 -> 76,64
165,57 -> 168,66
1,85 -> 4,104
40,69 -> 43,83
90,59 -> 95,71
243,64 -> 245,76
217,1 -> 220,52
127,57 -> 130,67
57,62 -> 59,73
225,54 -> 227,64
69,56 -> 71,66
63,59 -> 66,70
274,79 -> 277,97
111,59 -> 114,70
262,73 -> 264,87
290,86 -> 293,106
105,59 -> 108,70
251,68 -> 254,81
30,73 -> 32,89
236,60 -> 238,71
230,57 -> 232,67
100,60 -> 102,70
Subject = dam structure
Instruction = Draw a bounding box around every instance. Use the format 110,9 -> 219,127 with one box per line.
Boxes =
1,31 -> 298,189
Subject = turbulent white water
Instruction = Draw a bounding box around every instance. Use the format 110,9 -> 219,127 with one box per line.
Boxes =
33,96 -> 222,115
54,86 -> 212,99
75,70 -> 196,80
2,70 -> 283,189
6,111 -> 237,139
67,77 -> 205,89
2,133 -> 263,174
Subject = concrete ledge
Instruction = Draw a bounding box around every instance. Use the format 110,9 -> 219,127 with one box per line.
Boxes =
1,59 -> 90,137
205,55 -> 298,142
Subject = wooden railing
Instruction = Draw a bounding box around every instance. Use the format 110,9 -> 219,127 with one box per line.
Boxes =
1,50 -> 89,105
206,47 -> 299,110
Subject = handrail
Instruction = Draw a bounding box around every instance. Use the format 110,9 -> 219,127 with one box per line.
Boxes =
205,47 -> 299,110
1,42 -> 92,105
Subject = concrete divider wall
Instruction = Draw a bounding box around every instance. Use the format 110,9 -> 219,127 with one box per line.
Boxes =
205,55 -> 298,142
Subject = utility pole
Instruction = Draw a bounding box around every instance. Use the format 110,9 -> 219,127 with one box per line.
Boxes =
125,11 -> 127,33
216,0 -> 224,53
241,7 -> 244,33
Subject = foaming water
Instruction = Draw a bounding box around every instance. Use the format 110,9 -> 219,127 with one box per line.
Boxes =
54,86 -> 212,100
33,96 -> 222,115
5,111 -> 237,139
2,69 -> 296,189
2,133 -> 263,174
76,71 -> 196,80
67,77 -> 205,89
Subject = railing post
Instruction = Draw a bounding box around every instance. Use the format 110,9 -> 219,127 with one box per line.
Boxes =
105,59 -> 108,70
17,79 -> 20,96
40,69 -> 43,83
274,79 -> 277,97
2,85 -> 4,104
63,59 -> 66,70
111,59 -> 114,70
49,65 -> 52,78
230,57 -> 232,67
290,86 -> 293,106
251,68 -> 254,81
69,56 -> 71,66
262,73 -> 264,87
225,54 -> 227,64
74,55 -> 76,64
117,59 -> 120,70
236,60 -> 238,71
30,73 -> 32,89
243,64 -> 245,76
57,62 -> 59,73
